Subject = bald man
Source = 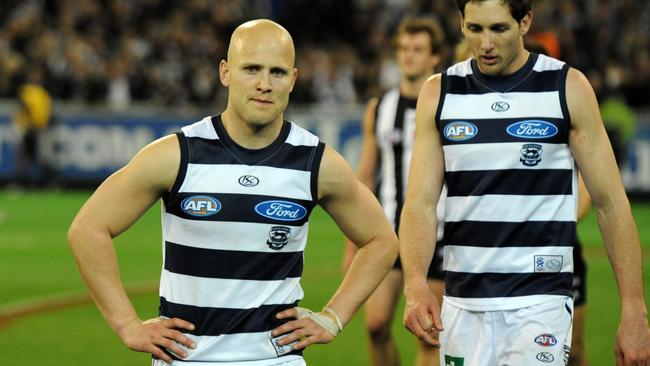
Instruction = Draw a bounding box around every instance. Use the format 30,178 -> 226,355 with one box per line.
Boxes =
68,19 -> 398,366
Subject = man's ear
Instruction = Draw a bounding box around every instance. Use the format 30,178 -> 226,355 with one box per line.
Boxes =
219,59 -> 230,87
520,11 -> 533,36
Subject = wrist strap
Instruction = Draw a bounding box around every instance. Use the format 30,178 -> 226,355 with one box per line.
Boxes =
322,307 -> 343,332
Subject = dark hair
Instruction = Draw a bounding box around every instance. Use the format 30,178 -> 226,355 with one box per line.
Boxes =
395,17 -> 446,55
456,0 -> 532,23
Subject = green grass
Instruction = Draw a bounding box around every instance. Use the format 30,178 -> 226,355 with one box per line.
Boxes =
0,190 -> 648,365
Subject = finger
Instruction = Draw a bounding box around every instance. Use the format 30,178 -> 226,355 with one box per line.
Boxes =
276,328 -> 308,346
163,329 -> 196,349
275,307 -> 298,320
292,333 -> 331,350
271,319 -> 302,337
149,345 -> 173,364
167,318 -> 196,331
158,337 -> 189,359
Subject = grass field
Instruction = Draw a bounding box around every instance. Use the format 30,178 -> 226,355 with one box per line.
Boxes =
0,190 -> 649,365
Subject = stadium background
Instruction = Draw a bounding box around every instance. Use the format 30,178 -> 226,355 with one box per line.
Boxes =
0,0 -> 649,365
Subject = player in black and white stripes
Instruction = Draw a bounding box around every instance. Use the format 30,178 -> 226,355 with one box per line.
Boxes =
68,19 -> 399,366
399,1 -> 650,365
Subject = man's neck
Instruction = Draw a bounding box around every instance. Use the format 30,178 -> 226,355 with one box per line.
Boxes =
220,109 -> 284,150
400,74 -> 429,99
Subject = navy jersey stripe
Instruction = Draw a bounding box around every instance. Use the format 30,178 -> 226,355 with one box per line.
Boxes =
439,117 -> 568,145
166,193 -> 315,225
445,271 -> 573,298
443,221 -> 576,247
160,297 -> 299,335
446,69 -> 562,95
165,241 -> 303,280
446,169 -> 573,196
187,137 -> 316,170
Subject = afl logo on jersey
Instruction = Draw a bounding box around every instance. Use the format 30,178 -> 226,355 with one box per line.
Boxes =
507,120 -> 558,139
255,200 -> 307,221
534,334 -> 557,347
238,175 -> 259,187
181,196 -> 221,217
443,121 -> 478,141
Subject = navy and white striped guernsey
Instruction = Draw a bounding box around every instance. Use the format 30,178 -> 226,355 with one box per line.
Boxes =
159,115 -> 325,364
436,53 -> 576,311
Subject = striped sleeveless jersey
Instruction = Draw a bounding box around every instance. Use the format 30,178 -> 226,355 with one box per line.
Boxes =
159,115 -> 324,364
436,53 -> 576,311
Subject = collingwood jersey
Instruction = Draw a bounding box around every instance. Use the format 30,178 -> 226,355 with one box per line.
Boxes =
159,115 -> 324,364
436,53 -> 576,311
375,88 -> 446,239
374,88 -> 417,230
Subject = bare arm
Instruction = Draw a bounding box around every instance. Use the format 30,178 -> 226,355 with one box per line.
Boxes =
343,98 -> 380,272
577,173 -> 591,221
399,74 -> 446,346
67,135 -> 195,363
274,145 -> 399,349
566,67 -> 649,365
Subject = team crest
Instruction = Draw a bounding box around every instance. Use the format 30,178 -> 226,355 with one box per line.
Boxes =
267,226 -> 292,250
520,143 -> 543,166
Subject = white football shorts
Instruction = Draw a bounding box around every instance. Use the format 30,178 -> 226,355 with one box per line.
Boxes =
152,355 -> 305,366
439,296 -> 573,366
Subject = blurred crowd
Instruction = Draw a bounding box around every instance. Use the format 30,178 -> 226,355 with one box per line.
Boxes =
1,0 -> 649,110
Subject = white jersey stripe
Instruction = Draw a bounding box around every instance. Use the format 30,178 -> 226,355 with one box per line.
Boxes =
444,245 -> 573,274
179,164 -> 312,200
181,117 -> 219,139
443,143 -> 574,172
440,92 -> 563,120
160,270 -> 303,309
443,294 -> 570,312
445,194 -> 576,222
162,213 -> 309,253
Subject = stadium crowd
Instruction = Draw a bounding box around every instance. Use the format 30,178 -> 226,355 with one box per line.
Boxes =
1,0 -> 648,109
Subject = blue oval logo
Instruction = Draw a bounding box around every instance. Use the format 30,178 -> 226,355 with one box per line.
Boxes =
181,196 -> 221,217
507,120 -> 558,139
443,121 -> 478,141
255,200 -> 307,221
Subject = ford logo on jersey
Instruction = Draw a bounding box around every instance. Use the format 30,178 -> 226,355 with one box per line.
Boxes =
181,196 -> 221,217
255,200 -> 307,221
507,120 -> 558,139
443,121 -> 478,141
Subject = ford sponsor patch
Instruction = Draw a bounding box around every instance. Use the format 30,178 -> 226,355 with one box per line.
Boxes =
534,334 -> 557,347
507,120 -> 558,139
443,121 -> 478,141
181,196 -> 221,217
255,200 -> 307,221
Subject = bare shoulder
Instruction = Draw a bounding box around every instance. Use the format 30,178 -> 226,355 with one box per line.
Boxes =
420,73 -> 443,101
317,145 -> 356,201
120,133 -> 181,193
565,67 -> 600,128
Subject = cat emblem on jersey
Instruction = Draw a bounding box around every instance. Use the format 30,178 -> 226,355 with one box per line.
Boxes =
267,226 -> 292,250
520,143 -> 543,166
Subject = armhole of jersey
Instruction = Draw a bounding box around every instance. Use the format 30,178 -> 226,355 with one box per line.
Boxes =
309,141 -> 326,204
163,132 -> 189,207
558,64 -> 571,127
434,72 -> 447,132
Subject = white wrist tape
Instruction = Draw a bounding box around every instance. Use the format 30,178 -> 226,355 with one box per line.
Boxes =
295,307 -> 341,337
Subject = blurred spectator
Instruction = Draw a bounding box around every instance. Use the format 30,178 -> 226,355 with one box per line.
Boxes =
13,65 -> 53,186
0,0 -> 648,107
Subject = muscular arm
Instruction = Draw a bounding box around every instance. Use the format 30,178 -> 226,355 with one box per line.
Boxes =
566,68 -> 649,365
274,145 -> 399,349
343,98 -> 380,272
67,135 -> 195,362
398,74 -> 446,345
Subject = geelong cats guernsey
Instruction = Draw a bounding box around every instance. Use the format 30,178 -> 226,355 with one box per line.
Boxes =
159,115 -> 325,364
436,53 -> 576,311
